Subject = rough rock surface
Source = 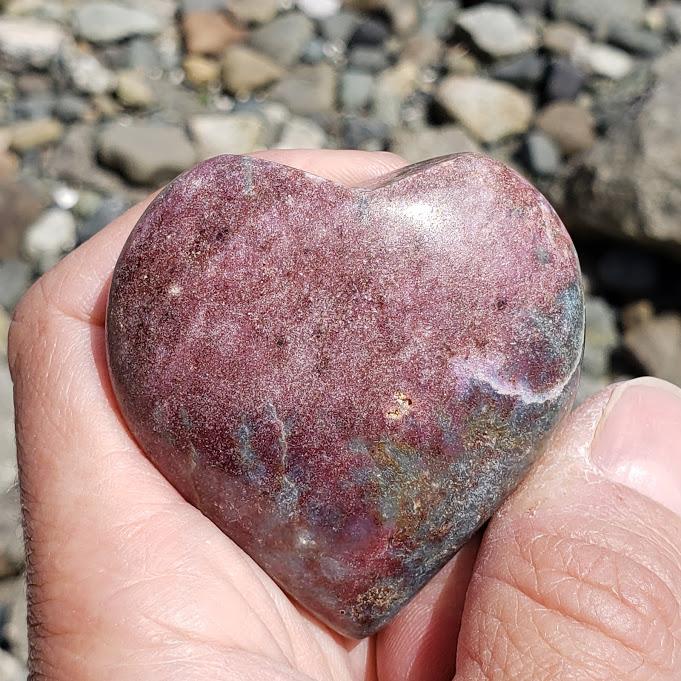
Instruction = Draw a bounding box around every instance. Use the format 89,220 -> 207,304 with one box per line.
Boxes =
562,46 -> 681,252
107,153 -> 584,638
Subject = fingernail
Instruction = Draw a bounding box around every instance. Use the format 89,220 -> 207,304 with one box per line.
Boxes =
591,377 -> 681,517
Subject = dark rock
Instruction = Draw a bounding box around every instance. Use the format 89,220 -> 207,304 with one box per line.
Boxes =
349,17 -> 391,46
491,53 -> 547,87
544,58 -> 584,101
596,250 -> 658,298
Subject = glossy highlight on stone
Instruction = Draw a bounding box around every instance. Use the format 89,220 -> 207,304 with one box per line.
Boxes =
106,153 -> 584,638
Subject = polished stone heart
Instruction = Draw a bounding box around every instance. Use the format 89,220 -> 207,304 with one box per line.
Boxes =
106,153 -> 584,638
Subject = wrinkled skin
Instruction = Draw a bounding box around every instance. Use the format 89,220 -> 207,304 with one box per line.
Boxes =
8,150 -> 681,681
106,153 -> 584,637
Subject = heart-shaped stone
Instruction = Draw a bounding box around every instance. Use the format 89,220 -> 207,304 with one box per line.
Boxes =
106,153 -> 584,638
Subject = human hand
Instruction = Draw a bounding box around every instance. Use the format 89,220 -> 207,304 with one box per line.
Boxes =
9,150 -> 681,680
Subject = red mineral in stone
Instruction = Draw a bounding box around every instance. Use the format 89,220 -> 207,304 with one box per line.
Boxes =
106,153 -> 584,638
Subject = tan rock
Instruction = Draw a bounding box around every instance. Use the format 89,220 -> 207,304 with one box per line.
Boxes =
182,11 -> 246,56
222,45 -> 284,94
226,0 -> 279,24
536,102 -> 596,155
436,76 -> 534,144
183,55 -> 221,87
624,313 -> 681,386
116,70 -> 154,108
10,118 -> 63,152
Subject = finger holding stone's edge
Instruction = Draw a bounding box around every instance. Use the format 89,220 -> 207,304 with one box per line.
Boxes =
29,150 -> 407,329
455,377 -> 681,681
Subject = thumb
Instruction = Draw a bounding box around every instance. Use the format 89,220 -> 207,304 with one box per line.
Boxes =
456,377 -> 681,680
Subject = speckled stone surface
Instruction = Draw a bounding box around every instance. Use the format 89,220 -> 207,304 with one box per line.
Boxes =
106,153 -> 584,638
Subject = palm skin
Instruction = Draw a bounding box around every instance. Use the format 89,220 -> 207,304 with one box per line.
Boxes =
9,150 -> 681,681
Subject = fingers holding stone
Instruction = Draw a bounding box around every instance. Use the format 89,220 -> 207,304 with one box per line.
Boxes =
455,378 -> 681,681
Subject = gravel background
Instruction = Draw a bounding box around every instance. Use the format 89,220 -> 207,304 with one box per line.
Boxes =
1,0 -> 681,676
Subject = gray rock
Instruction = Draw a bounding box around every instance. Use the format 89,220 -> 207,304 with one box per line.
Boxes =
320,11 -> 362,44
436,76 -> 534,144
23,208 -> 77,273
491,53 -> 547,86
127,38 -> 163,73
44,124 -> 128,195
221,45 -> 284,94
348,46 -> 390,73
0,361 -> 15,489
53,95 -> 90,123
73,2 -> 162,43
583,296 -> 619,377
11,96 -> 55,121
78,196 -> 130,243
97,123 -> 196,185
0,260 -> 31,310
524,131 -> 561,176
276,116 -> 328,149
250,12 -> 315,66
561,47 -> 681,253
301,39 -> 328,65
61,44 -> 117,95
268,63 -> 337,116
545,58 -> 584,101
666,3 -> 681,39
343,116 -> 390,149
0,648 -> 26,681
421,0 -> 461,39
341,70 -> 374,113
457,4 -> 538,58
0,576 -> 27,664
225,0 -> 280,24
0,485 -> 23,578
0,18 -> 66,69
607,22 -> 665,56
189,113 -> 267,159
391,124 -> 479,163
550,0 -> 645,32
624,313 -> 681,386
